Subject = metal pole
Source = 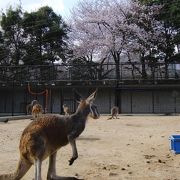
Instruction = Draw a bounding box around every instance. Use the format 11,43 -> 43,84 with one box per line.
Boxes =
11,82 -> 14,116
152,90 -> 155,113
109,88 -> 111,114
174,96 -> 177,114
50,88 -> 53,113
60,88 -> 63,114
130,91 -> 133,114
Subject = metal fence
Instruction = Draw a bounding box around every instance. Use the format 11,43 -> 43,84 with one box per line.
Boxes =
0,62 -> 180,83
0,62 -> 180,116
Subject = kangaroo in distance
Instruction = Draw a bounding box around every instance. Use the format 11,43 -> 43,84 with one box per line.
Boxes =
63,104 -> 71,115
32,103 -> 43,119
26,100 -> 39,115
0,90 -> 100,180
107,106 -> 119,120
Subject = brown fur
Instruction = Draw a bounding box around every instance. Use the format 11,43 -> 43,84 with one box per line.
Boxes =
32,104 -> 43,119
107,106 -> 119,120
0,90 -> 99,180
26,100 -> 39,115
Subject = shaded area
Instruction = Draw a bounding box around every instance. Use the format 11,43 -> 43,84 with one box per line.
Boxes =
51,177 -> 83,180
78,136 -> 100,141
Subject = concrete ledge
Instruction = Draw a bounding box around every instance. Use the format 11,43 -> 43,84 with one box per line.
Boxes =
0,115 -> 33,123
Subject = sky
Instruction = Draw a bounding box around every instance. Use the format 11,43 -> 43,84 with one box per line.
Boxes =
0,0 -> 79,19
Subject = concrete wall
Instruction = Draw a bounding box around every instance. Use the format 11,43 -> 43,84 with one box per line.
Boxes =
0,87 -> 180,115
120,90 -> 179,114
48,88 -> 112,114
153,91 -> 174,113
0,89 -> 13,114
50,89 -> 61,113
93,88 -> 115,114
121,91 -> 153,113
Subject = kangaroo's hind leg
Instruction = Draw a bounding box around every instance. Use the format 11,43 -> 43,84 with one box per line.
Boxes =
47,151 -> 67,180
47,151 -> 58,180
35,158 -> 42,180
47,151 -> 80,180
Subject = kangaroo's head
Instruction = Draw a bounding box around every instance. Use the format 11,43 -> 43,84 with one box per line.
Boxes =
77,90 -> 100,119
31,100 -> 39,106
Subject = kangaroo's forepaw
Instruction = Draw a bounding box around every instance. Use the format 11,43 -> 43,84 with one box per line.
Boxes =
69,157 -> 77,165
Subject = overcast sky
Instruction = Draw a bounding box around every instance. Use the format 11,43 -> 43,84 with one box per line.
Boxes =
0,0 -> 78,19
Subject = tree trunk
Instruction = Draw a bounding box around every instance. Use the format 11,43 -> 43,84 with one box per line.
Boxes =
164,57 -> 169,79
112,51 -> 120,80
140,54 -> 147,79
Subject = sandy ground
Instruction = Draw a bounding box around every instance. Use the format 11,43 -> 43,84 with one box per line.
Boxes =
0,115 -> 180,180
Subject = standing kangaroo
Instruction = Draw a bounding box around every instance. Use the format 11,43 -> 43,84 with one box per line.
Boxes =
107,106 -> 119,120
0,90 -> 99,180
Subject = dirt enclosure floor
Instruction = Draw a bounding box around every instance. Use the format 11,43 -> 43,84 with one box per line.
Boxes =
0,115 -> 180,180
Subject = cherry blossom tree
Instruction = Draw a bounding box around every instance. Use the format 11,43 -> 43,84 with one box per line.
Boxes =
68,0 -> 164,79
125,1 -> 165,79
68,0 -> 132,79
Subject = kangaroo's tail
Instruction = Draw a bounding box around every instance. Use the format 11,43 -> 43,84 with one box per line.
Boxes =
0,157 -> 32,180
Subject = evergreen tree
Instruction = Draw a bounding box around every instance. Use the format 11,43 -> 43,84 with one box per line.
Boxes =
0,31 -> 9,65
1,6 -> 24,65
22,6 -> 69,65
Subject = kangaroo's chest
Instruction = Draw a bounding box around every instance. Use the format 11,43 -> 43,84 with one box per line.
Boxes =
68,121 -> 86,139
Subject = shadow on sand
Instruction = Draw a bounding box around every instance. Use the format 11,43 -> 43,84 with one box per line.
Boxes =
51,177 -> 83,180
77,136 -> 100,141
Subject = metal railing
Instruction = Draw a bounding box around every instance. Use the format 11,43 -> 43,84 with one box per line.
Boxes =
0,62 -> 179,83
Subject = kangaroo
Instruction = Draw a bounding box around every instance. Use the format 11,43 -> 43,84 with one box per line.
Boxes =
63,104 -> 71,115
26,100 -> 39,115
107,106 -> 119,120
0,90 -> 99,180
32,103 -> 43,119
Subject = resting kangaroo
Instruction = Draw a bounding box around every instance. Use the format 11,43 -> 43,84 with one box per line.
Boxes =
0,90 -> 99,180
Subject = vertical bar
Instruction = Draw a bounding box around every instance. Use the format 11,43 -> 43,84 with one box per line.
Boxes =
60,88 -> 63,114
73,89 -> 77,113
35,83 -> 38,100
130,91 -> 133,114
152,90 -> 155,114
109,88 -> 111,114
50,88 -> 53,113
174,95 -> 177,114
121,63 -> 123,80
11,82 -> 14,116
115,88 -> 118,107
23,86 -> 27,115
119,89 -> 121,114
44,88 -> 49,114
4,89 -> 7,114
25,85 -> 28,115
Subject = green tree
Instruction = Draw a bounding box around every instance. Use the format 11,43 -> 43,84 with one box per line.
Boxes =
0,31 -> 9,65
1,6 -> 24,65
158,0 -> 180,61
136,0 -> 180,78
22,6 -> 69,65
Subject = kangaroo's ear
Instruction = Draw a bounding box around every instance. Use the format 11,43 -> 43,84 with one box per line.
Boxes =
76,100 -> 81,104
86,89 -> 98,103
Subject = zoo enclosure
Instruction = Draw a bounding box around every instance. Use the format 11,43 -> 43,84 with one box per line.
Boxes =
0,62 -> 180,116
